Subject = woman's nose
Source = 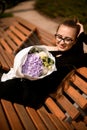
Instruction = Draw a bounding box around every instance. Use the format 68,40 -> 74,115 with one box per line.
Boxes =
59,39 -> 65,44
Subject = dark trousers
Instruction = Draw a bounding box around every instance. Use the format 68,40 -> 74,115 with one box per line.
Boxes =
0,78 -> 50,109
0,65 -> 73,109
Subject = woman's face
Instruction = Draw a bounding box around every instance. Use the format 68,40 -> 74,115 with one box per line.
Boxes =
55,24 -> 77,51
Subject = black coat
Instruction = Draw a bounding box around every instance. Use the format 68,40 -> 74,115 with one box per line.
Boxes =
0,32 -> 87,108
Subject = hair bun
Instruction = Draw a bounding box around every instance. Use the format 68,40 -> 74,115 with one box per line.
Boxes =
73,17 -> 79,24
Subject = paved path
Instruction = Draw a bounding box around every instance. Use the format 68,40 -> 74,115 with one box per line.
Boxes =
5,0 -> 58,35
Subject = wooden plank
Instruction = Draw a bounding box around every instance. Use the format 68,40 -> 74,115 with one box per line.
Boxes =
64,85 -> 87,109
62,122 -> 74,130
37,27 -> 54,41
77,67 -> 87,78
0,27 -> 18,52
37,27 -> 55,46
0,27 -> 6,36
0,53 -> 9,70
38,106 -> 69,130
45,97 -> 66,120
5,49 -> 14,64
26,106 -> 47,130
37,107 -> 58,130
47,114 -> 69,130
15,16 -> 36,31
72,121 -> 87,130
51,115 -> 74,130
84,116 -> 87,125
72,74 -> 87,94
0,103 -> 10,130
14,103 -> 36,130
10,26 -> 27,41
0,46 -> 13,70
13,22 -> 32,36
6,30 -> 22,46
1,99 -> 24,130
40,38 -> 54,46
2,53 -> 13,68
0,47 -> 13,68
57,95 -> 80,119
28,33 -> 41,45
3,35 -> 18,53
0,38 -> 12,53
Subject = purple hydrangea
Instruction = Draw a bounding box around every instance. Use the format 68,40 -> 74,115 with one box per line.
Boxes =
22,53 -> 43,78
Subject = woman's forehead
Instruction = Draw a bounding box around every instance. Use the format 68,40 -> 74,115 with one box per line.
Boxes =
57,24 -> 77,37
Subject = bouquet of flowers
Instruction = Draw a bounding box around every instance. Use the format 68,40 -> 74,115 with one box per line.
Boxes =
1,45 -> 57,82
21,46 -> 57,80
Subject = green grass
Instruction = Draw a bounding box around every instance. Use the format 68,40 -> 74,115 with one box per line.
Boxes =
35,0 -> 87,32
0,13 -> 13,18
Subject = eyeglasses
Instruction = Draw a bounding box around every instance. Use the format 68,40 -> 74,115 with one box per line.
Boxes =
55,34 -> 74,44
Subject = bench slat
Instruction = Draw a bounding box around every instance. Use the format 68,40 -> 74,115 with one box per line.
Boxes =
5,49 -> 14,64
72,121 -> 87,130
6,30 -> 22,46
64,85 -> 87,109
73,74 -> 87,94
0,53 -> 9,70
47,114 -> 70,130
62,122 -> 74,130
13,22 -> 32,36
77,67 -> 87,78
15,16 -> 36,31
0,28 -> 18,53
1,99 -> 24,130
26,106 -> 47,130
0,38 -> 12,53
84,116 -> 87,125
57,95 -> 80,119
14,103 -> 36,130
37,28 -> 55,46
45,97 -> 66,120
0,47 -> 13,67
2,35 -> 18,53
10,26 -> 27,41
37,107 -> 58,130
0,103 -> 10,130
0,46 -> 14,70
38,106 -> 69,130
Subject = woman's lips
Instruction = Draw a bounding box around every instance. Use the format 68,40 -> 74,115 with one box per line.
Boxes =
59,44 -> 66,49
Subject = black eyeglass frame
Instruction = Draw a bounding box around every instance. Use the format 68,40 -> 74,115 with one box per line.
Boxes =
55,34 -> 74,44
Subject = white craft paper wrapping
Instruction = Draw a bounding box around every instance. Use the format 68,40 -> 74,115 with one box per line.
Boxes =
1,45 -> 57,81
15,46 -> 57,80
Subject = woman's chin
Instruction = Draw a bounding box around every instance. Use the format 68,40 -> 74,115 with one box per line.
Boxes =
58,47 -> 67,51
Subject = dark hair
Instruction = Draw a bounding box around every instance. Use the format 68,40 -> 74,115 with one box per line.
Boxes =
56,19 -> 80,37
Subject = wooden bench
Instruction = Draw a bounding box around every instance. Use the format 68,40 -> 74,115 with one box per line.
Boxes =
48,67 -> 87,120
0,67 -> 87,130
0,17 -> 55,53
0,17 -> 37,54
0,16 -> 55,71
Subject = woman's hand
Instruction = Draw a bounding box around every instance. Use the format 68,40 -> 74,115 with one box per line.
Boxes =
77,22 -> 84,34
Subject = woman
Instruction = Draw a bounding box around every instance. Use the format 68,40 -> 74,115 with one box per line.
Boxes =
0,19 -> 87,109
